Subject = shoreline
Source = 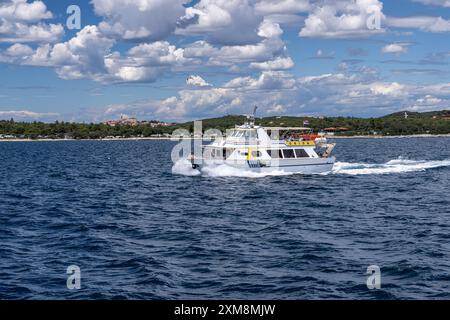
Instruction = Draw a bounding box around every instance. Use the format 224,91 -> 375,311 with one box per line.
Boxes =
0,134 -> 450,142
330,134 -> 450,139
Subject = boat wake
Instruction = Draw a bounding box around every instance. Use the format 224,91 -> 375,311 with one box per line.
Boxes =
171,159 -> 290,178
171,159 -> 201,176
172,158 -> 450,178
331,158 -> 450,175
201,164 -> 291,178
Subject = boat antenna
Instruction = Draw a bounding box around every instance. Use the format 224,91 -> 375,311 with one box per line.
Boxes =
247,106 -> 257,127
243,106 -> 258,127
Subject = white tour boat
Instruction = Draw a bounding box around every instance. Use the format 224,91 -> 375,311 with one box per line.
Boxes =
189,108 -> 336,174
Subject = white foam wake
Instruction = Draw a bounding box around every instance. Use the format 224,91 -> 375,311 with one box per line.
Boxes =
172,158 -> 450,177
331,158 -> 450,175
171,160 -> 290,178
171,159 -> 201,176
201,164 -> 291,178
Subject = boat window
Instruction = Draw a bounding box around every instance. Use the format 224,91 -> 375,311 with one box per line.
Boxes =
251,151 -> 262,158
282,149 -> 295,159
295,149 -> 309,158
266,149 -> 283,158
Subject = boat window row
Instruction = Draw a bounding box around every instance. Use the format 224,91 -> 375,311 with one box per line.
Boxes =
267,148 -> 309,159
208,147 -> 309,159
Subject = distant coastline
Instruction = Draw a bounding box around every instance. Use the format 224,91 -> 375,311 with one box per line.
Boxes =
2,110 -> 450,140
330,133 -> 450,139
0,110 -> 450,141
1,133 -> 450,142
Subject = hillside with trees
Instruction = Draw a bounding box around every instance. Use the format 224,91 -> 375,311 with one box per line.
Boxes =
0,110 -> 449,139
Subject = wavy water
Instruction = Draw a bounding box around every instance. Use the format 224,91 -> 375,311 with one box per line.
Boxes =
1,137 -> 450,299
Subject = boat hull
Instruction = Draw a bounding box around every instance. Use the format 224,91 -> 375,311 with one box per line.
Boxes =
194,157 -> 335,174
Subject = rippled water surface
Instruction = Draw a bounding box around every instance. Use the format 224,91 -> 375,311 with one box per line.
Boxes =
0,137 -> 449,299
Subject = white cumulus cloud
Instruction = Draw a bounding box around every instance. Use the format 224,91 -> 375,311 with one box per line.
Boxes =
408,95 -> 448,112
0,0 -> 63,43
381,43 -> 411,54
0,0 -> 52,21
250,56 -> 294,70
387,16 -> 450,33
299,0 -> 386,39
176,0 -> 263,45
186,75 -> 212,87
255,0 -> 311,14
370,82 -> 405,96
92,0 -> 187,41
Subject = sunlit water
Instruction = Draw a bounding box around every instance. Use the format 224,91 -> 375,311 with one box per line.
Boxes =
0,137 -> 449,299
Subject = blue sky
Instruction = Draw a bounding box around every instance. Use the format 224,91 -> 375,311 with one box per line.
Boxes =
0,0 -> 449,122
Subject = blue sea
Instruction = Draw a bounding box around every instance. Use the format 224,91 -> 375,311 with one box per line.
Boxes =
0,137 -> 449,299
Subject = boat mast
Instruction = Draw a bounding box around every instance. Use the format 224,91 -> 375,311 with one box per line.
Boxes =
246,105 -> 258,128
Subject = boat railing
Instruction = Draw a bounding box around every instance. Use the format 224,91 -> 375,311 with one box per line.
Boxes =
224,138 -> 259,145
